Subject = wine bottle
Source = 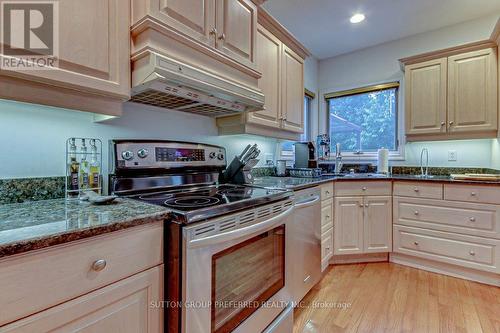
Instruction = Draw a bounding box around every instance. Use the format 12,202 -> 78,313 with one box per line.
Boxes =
68,138 -> 80,196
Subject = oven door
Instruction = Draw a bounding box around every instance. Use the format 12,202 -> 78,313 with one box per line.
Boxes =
182,201 -> 294,333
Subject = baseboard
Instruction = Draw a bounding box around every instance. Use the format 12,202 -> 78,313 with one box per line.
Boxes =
390,253 -> 500,287
330,252 -> 389,265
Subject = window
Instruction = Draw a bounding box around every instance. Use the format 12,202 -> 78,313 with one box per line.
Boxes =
279,93 -> 313,159
325,82 -> 400,156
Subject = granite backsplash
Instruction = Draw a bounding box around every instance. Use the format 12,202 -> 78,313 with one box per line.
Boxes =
1,165 -> 499,204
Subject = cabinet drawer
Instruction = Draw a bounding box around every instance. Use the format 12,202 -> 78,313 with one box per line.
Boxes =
393,181 -> 443,199
0,222 -> 163,326
321,199 -> 333,233
320,182 -> 334,200
394,197 -> 500,238
444,184 -> 500,205
1,265 -> 163,333
335,181 -> 392,196
393,225 -> 500,273
321,228 -> 333,262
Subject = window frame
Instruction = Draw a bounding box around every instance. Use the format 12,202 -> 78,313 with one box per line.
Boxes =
324,81 -> 405,161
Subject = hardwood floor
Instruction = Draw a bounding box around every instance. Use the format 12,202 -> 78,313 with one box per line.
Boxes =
293,262 -> 500,333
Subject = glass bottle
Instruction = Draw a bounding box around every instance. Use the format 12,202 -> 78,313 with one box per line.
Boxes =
89,139 -> 101,193
68,138 -> 80,196
79,139 -> 90,190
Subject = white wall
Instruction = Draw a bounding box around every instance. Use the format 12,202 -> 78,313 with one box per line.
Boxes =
0,100 -> 278,179
304,56 -> 319,138
317,13 -> 500,167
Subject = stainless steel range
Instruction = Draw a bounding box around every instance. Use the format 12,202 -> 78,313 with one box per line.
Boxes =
109,140 -> 295,333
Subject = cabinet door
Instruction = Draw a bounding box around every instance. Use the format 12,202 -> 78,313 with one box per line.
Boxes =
247,25 -> 281,128
1,0 -> 130,99
448,48 -> 498,133
334,197 -> 364,255
364,196 -> 392,253
281,45 -> 305,133
157,0 -> 216,46
405,58 -> 447,135
2,266 -> 163,333
215,0 -> 257,69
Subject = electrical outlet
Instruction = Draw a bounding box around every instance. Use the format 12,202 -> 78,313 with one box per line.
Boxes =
448,150 -> 457,161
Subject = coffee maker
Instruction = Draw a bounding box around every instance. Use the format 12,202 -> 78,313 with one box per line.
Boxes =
294,142 -> 317,168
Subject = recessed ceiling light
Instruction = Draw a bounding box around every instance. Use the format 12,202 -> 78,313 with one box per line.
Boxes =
350,13 -> 365,24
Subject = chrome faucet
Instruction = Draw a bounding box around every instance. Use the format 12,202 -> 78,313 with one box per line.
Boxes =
420,148 -> 429,178
335,143 -> 343,174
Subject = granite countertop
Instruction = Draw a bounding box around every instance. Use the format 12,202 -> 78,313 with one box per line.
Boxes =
253,174 -> 500,190
0,198 -> 170,258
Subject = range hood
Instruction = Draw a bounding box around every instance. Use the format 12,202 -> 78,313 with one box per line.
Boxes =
130,52 -> 265,117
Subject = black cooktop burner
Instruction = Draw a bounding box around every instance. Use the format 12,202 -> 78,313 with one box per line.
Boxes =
164,196 -> 221,208
128,184 -> 291,223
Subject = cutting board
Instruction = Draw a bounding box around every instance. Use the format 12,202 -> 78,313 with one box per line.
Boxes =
450,173 -> 500,181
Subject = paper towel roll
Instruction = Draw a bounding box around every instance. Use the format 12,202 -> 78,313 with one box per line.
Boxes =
377,148 -> 389,174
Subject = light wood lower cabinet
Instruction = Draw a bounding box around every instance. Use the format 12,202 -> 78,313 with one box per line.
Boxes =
334,196 -> 392,255
320,182 -> 334,271
1,266 -> 163,333
0,222 -> 164,330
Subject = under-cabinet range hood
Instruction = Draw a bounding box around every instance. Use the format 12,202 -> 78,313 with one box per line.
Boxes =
130,52 -> 265,117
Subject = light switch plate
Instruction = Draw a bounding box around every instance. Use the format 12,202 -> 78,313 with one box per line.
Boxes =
448,150 -> 457,161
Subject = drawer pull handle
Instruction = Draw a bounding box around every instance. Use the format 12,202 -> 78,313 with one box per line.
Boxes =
469,217 -> 476,222
469,250 -> 475,256
362,187 -> 367,191
414,210 -> 419,215
303,275 -> 311,283
414,187 -> 419,192
471,192 -> 477,196
414,241 -> 419,246
91,259 -> 107,272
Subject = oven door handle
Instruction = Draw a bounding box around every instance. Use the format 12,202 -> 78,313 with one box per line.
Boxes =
186,205 -> 294,248
295,195 -> 320,208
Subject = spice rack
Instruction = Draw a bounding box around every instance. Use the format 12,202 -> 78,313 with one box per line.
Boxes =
65,137 -> 103,200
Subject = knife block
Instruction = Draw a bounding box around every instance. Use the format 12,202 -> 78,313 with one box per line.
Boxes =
219,157 -> 258,184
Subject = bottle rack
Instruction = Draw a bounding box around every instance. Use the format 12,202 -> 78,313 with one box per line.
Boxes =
65,137 -> 103,200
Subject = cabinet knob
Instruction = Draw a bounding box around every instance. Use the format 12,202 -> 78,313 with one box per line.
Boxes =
469,217 -> 476,222
449,121 -> 454,125
414,210 -> 419,215
471,192 -> 477,196
359,204 -> 364,207
440,121 -> 446,126
414,187 -> 419,192
209,27 -> 217,35
326,215 -> 330,219
414,241 -> 419,246
469,250 -> 475,256
325,190 -> 330,195
91,259 -> 107,272
365,203 -> 369,207
362,187 -> 367,191
218,33 -> 226,41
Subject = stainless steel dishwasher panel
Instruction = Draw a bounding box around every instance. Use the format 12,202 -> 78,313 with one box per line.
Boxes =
290,187 -> 322,304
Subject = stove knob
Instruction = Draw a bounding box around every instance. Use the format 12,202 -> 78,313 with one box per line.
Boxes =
209,152 -> 217,159
217,153 -> 225,160
137,149 -> 149,159
122,150 -> 134,161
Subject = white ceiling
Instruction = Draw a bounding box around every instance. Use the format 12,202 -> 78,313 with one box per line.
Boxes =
263,0 -> 500,59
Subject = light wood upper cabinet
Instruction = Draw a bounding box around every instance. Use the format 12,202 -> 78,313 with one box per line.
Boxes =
403,46 -> 498,140
0,0 -> 130,115
334,197 -> 364,255
448,48 -> 498,133
281,45 -> 305,133
2,266 -> 163,333
216,0 -> 257,69
405,58 -> 447,135
157,0 -> 216,46
364,196 -> 392,253
247,24 -> 282,128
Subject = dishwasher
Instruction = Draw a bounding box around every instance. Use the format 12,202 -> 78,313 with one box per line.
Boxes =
290,186 -> 322,304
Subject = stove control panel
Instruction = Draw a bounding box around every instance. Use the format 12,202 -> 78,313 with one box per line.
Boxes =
113,141 -> 226,169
